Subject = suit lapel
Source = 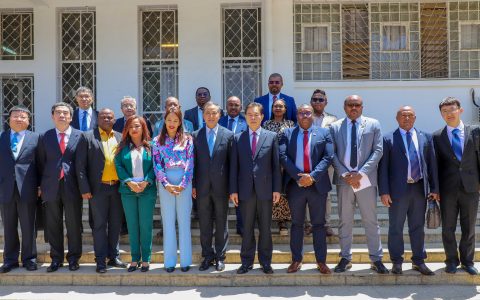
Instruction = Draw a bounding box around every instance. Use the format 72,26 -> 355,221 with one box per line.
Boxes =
310,128 -> 318,158
198,127 -> 209,157
340,119 -> 348,154
393,129 -> 407,157
290,127 -> 299,161
66,130 -> 80,154
93,129 -> 105,157
2,131 -> 15,161
212,127 -> 223,158
142,146 -> 150,173
463,125 -> 471,153
253,130 -> 267,160
357,118 -> 367,147
194,108 -> 199,129
440,126 -> 459,164
416,129 -> 426,162
15,130 -> 31,160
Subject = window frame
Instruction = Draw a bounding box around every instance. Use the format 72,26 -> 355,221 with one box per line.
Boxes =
380,22 -> 410,52
301,23 -> 331,53
459,21 -> 480,51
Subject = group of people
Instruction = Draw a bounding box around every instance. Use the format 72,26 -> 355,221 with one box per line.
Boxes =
0,72 -> 478,278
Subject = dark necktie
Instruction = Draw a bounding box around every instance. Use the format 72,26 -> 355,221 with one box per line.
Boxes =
406,131 -> 421,181
81,111 -> 88,131
228,118 -> 234,131
59,133 -> 66,179
303,130 -> 310,173
251,131 -> 257,158
452,128 -> 462,161
350,119 -> 357,169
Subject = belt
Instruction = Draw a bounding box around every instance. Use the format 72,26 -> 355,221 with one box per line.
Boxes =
102,180 -> 119,186
407,178 -> 423,184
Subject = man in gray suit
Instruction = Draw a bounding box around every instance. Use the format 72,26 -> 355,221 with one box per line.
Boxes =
329,95 -> 387,274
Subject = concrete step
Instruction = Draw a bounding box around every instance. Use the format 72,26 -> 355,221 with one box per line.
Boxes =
0,263 -> 478,286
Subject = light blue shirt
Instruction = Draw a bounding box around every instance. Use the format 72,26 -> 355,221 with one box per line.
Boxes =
295,126 -> 313,172
197,106 -> 204,129
399,127 -> 423,180
206,124 -> 219,146
227,115 -> 239,133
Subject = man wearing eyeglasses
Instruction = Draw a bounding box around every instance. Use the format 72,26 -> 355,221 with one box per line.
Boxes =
254,73 -> 297,125
329,95 -> 387,274
185,87 -> 224,131
71,87 -> 98,132
113,96 -> 153,138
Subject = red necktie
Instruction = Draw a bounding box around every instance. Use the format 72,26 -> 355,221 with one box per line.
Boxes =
251,131 -> 257,158
59,133 -> 66,179
303,130 -> 310,173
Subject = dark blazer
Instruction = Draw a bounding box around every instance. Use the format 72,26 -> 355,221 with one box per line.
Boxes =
254,93 -> 297,124
0,130 -> 40,204
218,114 -> 248,134
433,125 -> 480,195
184,106 -> 224,131
192,126 -> 234,198
113,116 -> 153,138
279,126 -> 333,194
72,108 -> 98,131
38,128 -> 84,202
378,128 -> 439,199
229,128 -> 281,201
76,129 -> 122,195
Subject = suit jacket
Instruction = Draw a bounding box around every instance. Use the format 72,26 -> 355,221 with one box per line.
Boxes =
72,108 -> 98,131
319,111 -> 338,128
0,130 -> 40,204
329,116 -> 383,186
219,114 -> 248,134
192,126 -> 234,198
254,93 -> 297,125
113,116 -> 153,138
378,128 -> 439,199
279,126 -> 333,194
114,144 -> 157,196
76,129 -> 122,195
229,128 -> 281,201
184,106 -> 224,131
38,128 -> 84,202
153,119 -> 194,137
433,125 -> 480,195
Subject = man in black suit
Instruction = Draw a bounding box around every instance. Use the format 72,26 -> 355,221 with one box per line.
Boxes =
38,102 -> 85,273
0,106 -> 40,273
71,86 -> 98,132
230,102 -> 281,275
184,87 -> 211,131
279,104 -> 333,274
77,108 -> 127,273
192,102 -> 233,272
378,106 -> 439,275
113,96 -> 153,137
433,97 -> 480,275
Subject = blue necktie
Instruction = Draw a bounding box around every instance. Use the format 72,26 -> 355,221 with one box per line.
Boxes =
81,110 -> 88,131
406,131 -> 421,181
452,128 -> 463,161
227,118 -> 234,131
208,130 -> 215,157
11,132 -> 19,153
350,120 -> 357,169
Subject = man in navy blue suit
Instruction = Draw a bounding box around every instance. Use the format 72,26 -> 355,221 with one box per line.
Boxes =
254,73 -> 297,125
378,106 -> 439,275
279,104 -> 333,274
0,106 -> 40,273
71,86 -> 98,132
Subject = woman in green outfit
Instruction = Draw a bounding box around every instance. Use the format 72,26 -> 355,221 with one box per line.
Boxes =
114,115 -> 157,272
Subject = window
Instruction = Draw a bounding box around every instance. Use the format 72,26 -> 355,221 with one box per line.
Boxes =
460,23 -> 480,50
222,7 -> 262,109
0,11 -> 33,60
140,8 -> 178,124
0,75 -> 34,130
302,25 -> 329,52
59,9 -> 96,106
382,24 -> 408,51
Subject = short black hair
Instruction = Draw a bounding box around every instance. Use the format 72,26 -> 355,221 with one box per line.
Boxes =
51,102 -> 74,116
439,96 -> 461,111
312,89 -> 326,97
195,87 -> 210,96
9,105 -> 31,117
245,102 -> 264,115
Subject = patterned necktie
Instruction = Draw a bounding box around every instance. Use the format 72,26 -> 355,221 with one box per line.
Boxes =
11,132 -> 19,153
208,129 -> 215,157
59,133 -> 66,179
406,131 -> 421,181
81,110 -> 88,131
228,118 -> 234,131
350,119 -> 358,169
251,131 -> 257,158
303,130 -> 310,173
452,128 -> 462,161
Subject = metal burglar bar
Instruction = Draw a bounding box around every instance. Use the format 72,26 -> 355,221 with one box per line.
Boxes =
0,11 -> 34,60
222,7 -> 262,109
59,10 -> 96,106
141,9 -> 178,125
0,75 -> 34,130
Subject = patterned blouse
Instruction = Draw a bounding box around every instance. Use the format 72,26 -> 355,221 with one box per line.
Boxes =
152,134 -> 194,188
263,119 -> 295,140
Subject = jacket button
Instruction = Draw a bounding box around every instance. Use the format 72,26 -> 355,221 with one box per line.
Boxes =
459,167 -> 462,171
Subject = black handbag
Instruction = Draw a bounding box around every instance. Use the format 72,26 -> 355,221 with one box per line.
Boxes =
426,198 -> 441,229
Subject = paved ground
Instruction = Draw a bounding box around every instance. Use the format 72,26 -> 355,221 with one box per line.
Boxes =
0,286 -> 479,300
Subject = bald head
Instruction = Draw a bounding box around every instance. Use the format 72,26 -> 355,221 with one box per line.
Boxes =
226,96 -> 242,118
396,105 -> 416,131
165,97 -> 180,110
344,95 -> 363,120
98,108 -> 115,132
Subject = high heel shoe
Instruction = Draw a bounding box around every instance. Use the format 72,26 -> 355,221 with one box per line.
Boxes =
127,262 -> 141,272
140,263 -> 150,272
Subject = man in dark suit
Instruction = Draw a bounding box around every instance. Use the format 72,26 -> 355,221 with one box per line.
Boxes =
0,106 -> 40,273
113,96 -> 153,137
254,73 -> 297,125
433,97 -> 480,275
184,87 -> 211,131
378,106 -> 439,275
230,102 -> 281,275
71,86 -> 98,132
218,95 -> 247,236
77,108 -> 127,273
192,102 -> 234,272
38,102 -> 85,273
279,104 -> 333,274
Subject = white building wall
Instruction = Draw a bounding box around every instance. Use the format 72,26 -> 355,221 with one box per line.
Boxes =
0,0 -> 479,133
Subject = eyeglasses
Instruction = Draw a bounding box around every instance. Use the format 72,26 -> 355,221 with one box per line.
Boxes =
311,97 -> 326,103
196,92 -> 209,97
268,80 -> 282,85
298,111 -> 313,117
440,107 -> 459,115
346,103 -> 362,108
121,104 -> 135,109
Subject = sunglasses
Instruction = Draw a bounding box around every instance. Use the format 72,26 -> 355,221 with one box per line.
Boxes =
346,103 -> 362,108
298,111 -> 313,117
268,80 -> 282,85
311,97 -> 326,103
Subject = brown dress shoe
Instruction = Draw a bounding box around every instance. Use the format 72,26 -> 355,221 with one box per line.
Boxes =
287,261 -> 302,273
317,262 -> 331,274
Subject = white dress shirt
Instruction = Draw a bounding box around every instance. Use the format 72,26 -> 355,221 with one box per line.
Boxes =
446,121 -> 465,152
399,128 -> 423,180
131,146 -> 144,181
55,126 -> 72,145
10,129 -> 26,159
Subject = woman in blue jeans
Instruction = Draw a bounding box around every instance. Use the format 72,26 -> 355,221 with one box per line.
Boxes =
152,107 -> 194,272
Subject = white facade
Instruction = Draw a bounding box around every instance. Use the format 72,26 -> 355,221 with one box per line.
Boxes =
0,0 -> 479,133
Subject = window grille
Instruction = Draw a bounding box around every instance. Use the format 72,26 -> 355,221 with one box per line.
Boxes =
0,11 -> 33,60
0,75 -> 34,130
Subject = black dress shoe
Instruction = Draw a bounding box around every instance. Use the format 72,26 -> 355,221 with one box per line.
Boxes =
96,265 -> 107,273
107,258 -> 127,268
181,266 -> 190,272
445,264 -> 457,274
215,260 -> 225,272
141,264 -> 150,272
391,263 -> 402,275
334,258 -> 352,273
236,264 -> 253,274
0,263 -> 19,273
68,261 -> 80,271
413,263 -> 435,276
261,264 -> 274,274
199,258 -> 214,271
236,229 -> 243,237
371,261 -> 389,274
127,262 -> 141,272
461,265 -> 479,275
165,267 -> 175,273
47,262 -> 63,273
23,261 -> 37,271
